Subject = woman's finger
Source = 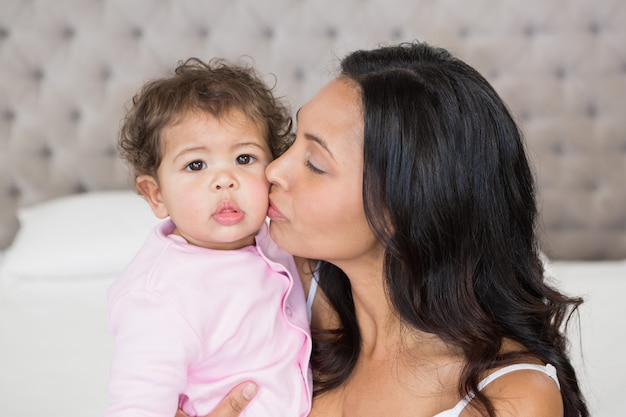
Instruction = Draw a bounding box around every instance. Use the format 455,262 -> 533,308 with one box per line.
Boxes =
175,410 -> 189,417
190,381 -> 258,417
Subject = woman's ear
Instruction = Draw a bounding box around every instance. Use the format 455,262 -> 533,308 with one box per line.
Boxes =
136,175 -> 169,219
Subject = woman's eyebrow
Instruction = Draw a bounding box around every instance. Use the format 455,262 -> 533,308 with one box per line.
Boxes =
295,108 -> 335,161
304,133 -> 335,161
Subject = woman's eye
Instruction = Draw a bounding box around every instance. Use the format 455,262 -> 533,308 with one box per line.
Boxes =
236,154 -> 256,165
305,160 -> 325,174
185,160 -> 206,171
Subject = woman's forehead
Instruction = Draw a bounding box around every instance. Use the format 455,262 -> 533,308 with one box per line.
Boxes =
308,78 -> 359,109
297,79 -> 363,146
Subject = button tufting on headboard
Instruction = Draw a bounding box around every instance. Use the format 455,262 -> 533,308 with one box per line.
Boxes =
0,0 -> 625,259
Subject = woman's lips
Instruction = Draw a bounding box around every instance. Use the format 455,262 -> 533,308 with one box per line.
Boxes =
213,201 -> 244,225
267,201 -> 284,220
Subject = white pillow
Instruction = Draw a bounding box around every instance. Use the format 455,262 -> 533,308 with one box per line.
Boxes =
0,191 -> 161,283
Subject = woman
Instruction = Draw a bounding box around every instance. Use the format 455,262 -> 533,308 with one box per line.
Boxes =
187,41 -> 589,417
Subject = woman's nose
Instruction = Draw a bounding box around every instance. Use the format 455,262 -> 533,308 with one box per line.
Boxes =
266,152 -> 289,189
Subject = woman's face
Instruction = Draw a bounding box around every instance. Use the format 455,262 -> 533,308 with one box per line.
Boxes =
266,78 -> 381,266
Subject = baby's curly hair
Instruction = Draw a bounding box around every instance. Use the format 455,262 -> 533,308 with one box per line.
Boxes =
118,57 -> 293,180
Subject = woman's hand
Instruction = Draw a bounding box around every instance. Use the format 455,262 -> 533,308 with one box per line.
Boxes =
175,382 -> 258,417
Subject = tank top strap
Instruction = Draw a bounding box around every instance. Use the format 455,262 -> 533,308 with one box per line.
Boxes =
305,262 -> 320,321
475,363 -> 560,392
433,363 -> 560,417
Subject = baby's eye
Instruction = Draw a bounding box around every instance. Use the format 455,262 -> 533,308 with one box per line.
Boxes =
236,154 -> 256,165
185,160 -> 206,171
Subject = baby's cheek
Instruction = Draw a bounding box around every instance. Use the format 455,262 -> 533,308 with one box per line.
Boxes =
249,176 -> 271,202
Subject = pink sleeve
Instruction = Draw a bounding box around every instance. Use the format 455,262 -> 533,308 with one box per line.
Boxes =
105,290 -> 202,417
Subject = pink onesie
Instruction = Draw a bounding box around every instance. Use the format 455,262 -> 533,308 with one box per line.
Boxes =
105,219 -> 312,417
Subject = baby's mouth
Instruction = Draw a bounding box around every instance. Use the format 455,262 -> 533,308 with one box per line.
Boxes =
213,201 -> 244,225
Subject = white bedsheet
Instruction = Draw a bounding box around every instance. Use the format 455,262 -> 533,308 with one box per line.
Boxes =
0,273 -> 114,416
0,257 -> 624,417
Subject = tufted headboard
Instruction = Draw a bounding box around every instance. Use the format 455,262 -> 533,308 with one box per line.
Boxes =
1,0 -> 625,260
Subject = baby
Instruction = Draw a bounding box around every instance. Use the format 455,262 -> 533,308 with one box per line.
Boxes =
105,58 -> 311,417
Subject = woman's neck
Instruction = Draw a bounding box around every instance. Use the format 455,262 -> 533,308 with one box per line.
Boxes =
337,249 -> 453,361
335,251 -> 408,359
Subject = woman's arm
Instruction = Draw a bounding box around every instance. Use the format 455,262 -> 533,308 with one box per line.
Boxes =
176,382 -> 258,417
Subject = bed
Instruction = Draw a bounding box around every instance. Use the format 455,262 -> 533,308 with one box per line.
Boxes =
0,192 -> 159,415
1,0 -> 625,416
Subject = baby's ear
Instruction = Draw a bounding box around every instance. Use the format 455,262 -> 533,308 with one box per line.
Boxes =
136,175 -> 169,219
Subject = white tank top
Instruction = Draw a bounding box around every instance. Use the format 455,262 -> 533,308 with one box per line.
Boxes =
433,363 -> 560,416
305,269 -> 560,417
305,270 -> 319,321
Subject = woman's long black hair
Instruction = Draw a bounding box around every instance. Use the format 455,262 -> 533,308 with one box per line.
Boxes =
310,41 -> 588,417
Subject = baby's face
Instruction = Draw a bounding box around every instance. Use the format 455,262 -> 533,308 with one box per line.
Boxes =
154,109 -> 272,250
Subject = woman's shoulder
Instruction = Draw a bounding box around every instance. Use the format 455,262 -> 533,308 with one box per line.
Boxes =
294,258 -> 342,330
478,363 -> 563,417
294,256 -> 316,291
